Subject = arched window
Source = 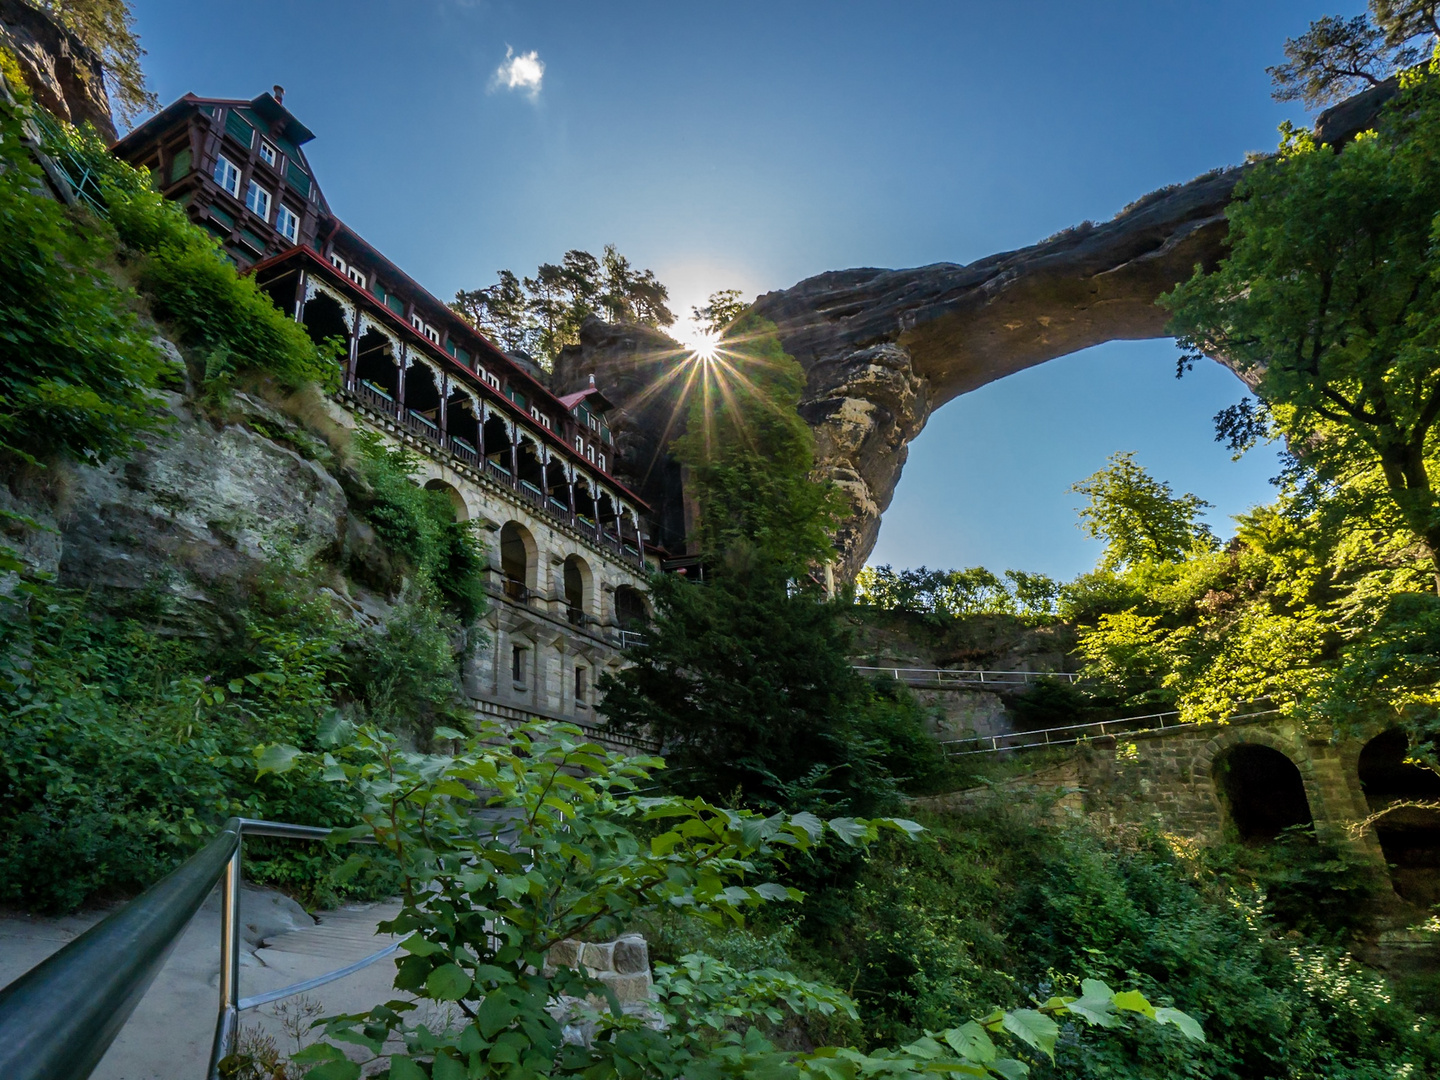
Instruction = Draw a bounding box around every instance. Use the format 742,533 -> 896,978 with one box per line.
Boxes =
1215,744 -> 1313,841
423,478 -> 467,522
614,585 -> 649,631
564,555 -> 591,625
500,521 -> 536,601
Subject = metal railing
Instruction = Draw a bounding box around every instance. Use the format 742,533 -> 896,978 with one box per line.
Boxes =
855,666 -> 1080,687
0,817 -> 387,1080
939,707 -> 1280,757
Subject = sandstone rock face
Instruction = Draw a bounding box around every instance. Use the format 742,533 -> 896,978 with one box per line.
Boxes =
0,0 -> 115,141
11,390 -> 349,630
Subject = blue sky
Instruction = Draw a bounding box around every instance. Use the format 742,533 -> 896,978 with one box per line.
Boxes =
128,0 -> 1357,580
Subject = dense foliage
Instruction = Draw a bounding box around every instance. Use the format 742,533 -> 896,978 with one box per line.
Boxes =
0,73 -> 166,467
855,565 -> 1061,622
250,721 -> 1199,1080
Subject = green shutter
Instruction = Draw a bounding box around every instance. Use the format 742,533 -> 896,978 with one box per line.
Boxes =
239,229 -> 266,254
208,205 -> 235,228
224,109 -> 255,147
286,161 -> 311,196
455,347 -> 470,365
169,147 -> 192,183
387,294 -> 404,316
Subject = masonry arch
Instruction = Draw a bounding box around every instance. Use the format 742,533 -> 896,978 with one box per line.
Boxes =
1358,728 -> 1440,907
423,478 -> 468,522
564,554 -> 593,625
1211,741 -> 1314,841
499,520 -> 537,600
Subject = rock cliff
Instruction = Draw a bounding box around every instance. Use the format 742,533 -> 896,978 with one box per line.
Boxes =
0,0 -> 114,140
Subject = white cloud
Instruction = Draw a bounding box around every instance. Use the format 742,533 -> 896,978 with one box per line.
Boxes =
492,46 -> 544,97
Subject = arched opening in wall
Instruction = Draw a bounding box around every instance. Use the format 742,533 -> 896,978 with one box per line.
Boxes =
483,414 -> 512,476
500,521 -> 536,601
596,491 -> 618,539
300,291 -> 349,350
564,554 -> 592,625
445,393 -> 481,462
574,484 -> 598,529
403,363 -> 442,439
545,459 -> 570,514
423,479 -> 467,522
1358,728 -> 1440,908
353,329 -> 399,402
614,585 -> 649,631
1215,744 -> 1313,841
516,440 -> 546,500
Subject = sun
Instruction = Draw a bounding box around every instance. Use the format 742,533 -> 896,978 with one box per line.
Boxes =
688,328 -> 722,363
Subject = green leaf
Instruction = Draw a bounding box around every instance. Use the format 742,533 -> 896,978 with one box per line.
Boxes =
1154,1007 -> 1206,1042
1001,1009 -> 1059,1060
942,1021 -> 996,1063
387,1056 -> 427,1080
826,817 -> 869,846
255,742 -> 301,778
431,1052 -> 467,1080
478,991 -> 519,1038
401,934 -> 442,956
990,1060 -> 1031,1080
1111,990 -> 1156,1019
425,963 -> 473,1001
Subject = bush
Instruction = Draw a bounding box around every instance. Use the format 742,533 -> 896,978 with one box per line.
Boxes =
0,84 -> 166,466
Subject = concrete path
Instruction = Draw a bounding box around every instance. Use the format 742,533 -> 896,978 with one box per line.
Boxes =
0,885 -> 405,1079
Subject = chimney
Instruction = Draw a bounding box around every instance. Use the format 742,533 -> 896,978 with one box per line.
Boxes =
272,84 -> 285,104
588,373 -> 596,387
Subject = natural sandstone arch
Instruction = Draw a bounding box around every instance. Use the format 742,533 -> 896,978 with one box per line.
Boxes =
500,521 -> 537,600
553,84 -> 1396,579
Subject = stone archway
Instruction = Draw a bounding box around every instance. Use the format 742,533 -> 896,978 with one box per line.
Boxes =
1358,728 -> 1440,908
1192,726 -> 1331,842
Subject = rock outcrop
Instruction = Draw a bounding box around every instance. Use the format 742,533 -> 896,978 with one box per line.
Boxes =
0,0 -> 114,141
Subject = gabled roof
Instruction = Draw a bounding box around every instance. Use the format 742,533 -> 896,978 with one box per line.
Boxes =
111,92 -> 314,153
557,385 -> 615,414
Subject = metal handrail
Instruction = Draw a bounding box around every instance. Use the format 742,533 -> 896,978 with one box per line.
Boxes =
940,707 -> 1280,757
0,816 -> 381,1080
854,665 -> 1079,685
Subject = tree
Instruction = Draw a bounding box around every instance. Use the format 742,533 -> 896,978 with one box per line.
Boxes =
691,289 -> 747,335
599,315 -> 901,810
1070,453 -> 1216,571
1269,1 -> 1439,107
27,0 -> 157,124
452,245 -> 675,367
1167,69 -> 1440,593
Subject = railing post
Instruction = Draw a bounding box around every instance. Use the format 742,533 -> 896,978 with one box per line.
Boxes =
209,842 -> 243,1077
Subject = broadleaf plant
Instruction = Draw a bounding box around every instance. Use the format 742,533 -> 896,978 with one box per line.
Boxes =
262,720 -> 1202,1078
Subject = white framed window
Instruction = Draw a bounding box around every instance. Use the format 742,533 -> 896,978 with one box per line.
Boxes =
531,407 -> 552,430
598,453 -> 606,472
258,140 -> 278,167
586,444 -> 596,463
245,180 -> 271,220
274,204 -> 300,244
481,369 -> 500,391
346,265 -> 366,288
411,314 -> 440,345
574,436 -> 583,453
212,154 -> 241,198
329,253 -> 348,274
